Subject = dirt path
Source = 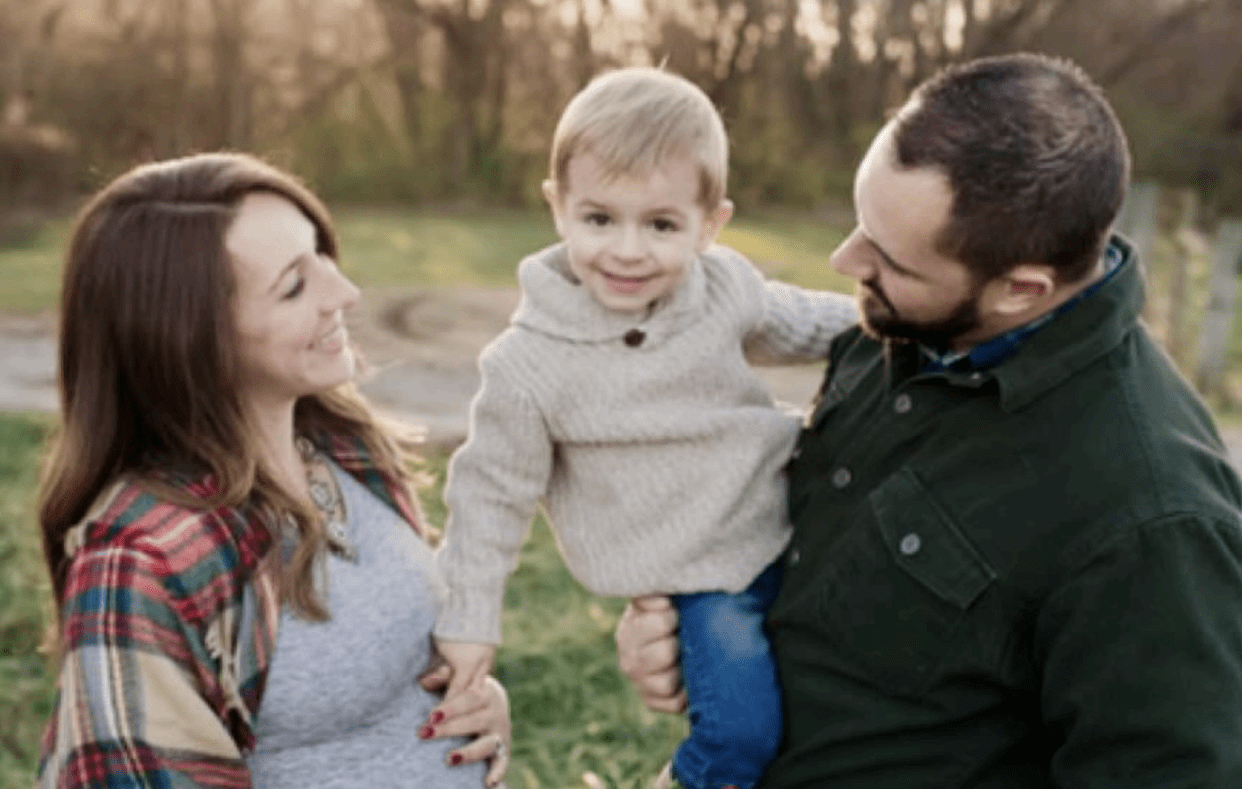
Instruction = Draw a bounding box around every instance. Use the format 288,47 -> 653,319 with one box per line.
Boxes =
6,287 -> 1242,463
0,287 -> 828,449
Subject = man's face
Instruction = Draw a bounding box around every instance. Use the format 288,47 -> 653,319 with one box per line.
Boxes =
831,124 -> 987,349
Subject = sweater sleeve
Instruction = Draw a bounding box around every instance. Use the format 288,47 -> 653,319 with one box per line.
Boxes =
435,344 -> 553,645
712,246 -> 857,365
40,541 -> 251,788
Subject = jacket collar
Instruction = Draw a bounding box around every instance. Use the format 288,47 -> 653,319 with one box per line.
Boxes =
949,235 -> 1144,412
881,235 -> 1144,411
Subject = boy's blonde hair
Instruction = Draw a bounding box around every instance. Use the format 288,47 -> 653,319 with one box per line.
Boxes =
549,67 -> 728,209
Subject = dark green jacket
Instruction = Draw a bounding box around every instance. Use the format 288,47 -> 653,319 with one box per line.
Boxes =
767,238 -> 1242,787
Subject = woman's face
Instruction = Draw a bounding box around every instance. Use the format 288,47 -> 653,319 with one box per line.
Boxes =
228,191 -> 360,411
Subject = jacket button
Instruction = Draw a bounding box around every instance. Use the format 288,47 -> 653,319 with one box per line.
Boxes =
788,548 -> 801,566
899,533 -> 922,555
832,467 -> 851,488
623,329 -> 645,347
894,393 -> 912,414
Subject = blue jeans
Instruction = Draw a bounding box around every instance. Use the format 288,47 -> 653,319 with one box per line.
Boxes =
669,560 -> 784,789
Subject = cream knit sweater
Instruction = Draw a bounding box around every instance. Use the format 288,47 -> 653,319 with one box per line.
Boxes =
435,243 -> 857,644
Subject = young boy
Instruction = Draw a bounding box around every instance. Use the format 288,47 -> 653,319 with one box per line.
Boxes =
432,67 -> 856,788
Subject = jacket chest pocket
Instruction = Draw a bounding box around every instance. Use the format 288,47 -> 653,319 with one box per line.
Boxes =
812,467 -> 997,697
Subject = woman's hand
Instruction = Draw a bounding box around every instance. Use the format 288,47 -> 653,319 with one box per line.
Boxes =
419,661 -> 511,788
615,595 -> 687,714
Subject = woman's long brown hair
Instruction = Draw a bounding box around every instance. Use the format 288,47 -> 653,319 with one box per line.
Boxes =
38,152 -> 422,621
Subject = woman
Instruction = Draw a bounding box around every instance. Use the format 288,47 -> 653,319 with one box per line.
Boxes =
37,152 -> 510,788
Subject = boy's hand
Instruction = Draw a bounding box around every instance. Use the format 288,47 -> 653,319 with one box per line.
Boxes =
434,638 -> 497,699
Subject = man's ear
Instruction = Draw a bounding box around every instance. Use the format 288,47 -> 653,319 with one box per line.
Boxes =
542,179 -> 566,236
983,264 -> 1057,318
697,199 -> 734,252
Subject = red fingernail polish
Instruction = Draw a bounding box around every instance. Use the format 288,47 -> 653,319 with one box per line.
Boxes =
431,710 -> 445,725
419,726 -> 434,739
449,753 -> 463,766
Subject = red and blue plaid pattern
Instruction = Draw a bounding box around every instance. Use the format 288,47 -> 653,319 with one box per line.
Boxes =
40,429 -> 423,788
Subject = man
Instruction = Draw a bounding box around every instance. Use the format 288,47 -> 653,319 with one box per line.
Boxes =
616,52 -> 1242,786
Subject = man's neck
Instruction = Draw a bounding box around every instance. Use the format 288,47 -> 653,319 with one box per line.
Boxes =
949,258 -> 1108,353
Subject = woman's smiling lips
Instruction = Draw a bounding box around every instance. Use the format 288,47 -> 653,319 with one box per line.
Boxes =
311,324 -> 347,352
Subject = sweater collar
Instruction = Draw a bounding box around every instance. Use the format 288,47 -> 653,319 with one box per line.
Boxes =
511,242 -> 706,346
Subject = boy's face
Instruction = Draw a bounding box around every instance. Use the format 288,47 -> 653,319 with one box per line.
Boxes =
544,150 -> 731,316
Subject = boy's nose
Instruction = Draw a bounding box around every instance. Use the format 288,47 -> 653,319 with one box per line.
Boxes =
614,225 -> 646,261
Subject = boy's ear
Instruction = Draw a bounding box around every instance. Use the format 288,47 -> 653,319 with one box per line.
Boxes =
542,179 -> 566,235
697,199 -> 734,252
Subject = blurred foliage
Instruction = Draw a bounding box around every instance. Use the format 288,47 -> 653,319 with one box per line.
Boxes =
0,0 -> 1235,216
0,206 -> 852,312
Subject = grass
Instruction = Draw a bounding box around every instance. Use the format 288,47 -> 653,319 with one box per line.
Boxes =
0,205 -> 854,313
0,204 -> 848,787
0,414 -> 685,787
0,413 -> 54,787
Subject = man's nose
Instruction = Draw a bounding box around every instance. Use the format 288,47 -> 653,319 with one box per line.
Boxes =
830,228 -> 871,280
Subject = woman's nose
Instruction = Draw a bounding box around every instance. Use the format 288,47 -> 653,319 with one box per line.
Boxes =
326,265 -> 361,312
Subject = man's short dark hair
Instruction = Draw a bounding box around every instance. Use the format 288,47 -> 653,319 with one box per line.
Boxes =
892,53 -> 1131,284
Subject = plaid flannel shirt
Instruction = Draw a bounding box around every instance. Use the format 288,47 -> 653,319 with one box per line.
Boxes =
38,428 -> 425,788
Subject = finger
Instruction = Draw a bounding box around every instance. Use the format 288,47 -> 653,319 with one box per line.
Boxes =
484,739 -> 510,789
645,688 -> 688,715
629,594 -> 674,613
445,732 -> 510,775
618,625 -> 679,679
425,689 -> 479,733
418,662 -> 451,692
444,663 -> 478,700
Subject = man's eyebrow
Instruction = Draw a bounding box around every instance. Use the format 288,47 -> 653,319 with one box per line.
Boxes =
869,237 -> 919,279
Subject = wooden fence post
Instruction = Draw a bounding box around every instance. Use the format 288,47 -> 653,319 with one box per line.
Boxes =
1116,182 -> 1161,328
1167,191 -> 1200,363
1196,219 -> 1242,397
1116,181 -> 1158,269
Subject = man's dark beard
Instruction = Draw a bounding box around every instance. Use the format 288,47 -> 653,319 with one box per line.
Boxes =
856,278 -> 982,349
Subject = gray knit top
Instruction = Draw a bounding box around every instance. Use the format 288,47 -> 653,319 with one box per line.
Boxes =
436,243 -> 857,644
247,458 -> 487,788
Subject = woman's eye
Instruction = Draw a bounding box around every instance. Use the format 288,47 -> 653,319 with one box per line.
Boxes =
652,217 -> 678,232
585,212 -> 610,226
283,277 -> 306,299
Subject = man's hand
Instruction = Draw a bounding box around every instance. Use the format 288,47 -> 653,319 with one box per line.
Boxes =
433,638 -> 497,700
615,595 -> 687,714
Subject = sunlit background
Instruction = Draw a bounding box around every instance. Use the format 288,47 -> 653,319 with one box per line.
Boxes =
2,3 -> 1242,786
1,0 -> 1237,211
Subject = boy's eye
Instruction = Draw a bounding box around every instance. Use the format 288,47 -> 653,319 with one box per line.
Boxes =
651,217 -> 679,233
585,212 -> 610,226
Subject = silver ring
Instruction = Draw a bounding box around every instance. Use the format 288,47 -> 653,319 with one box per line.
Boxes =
494,735 -> 507,760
